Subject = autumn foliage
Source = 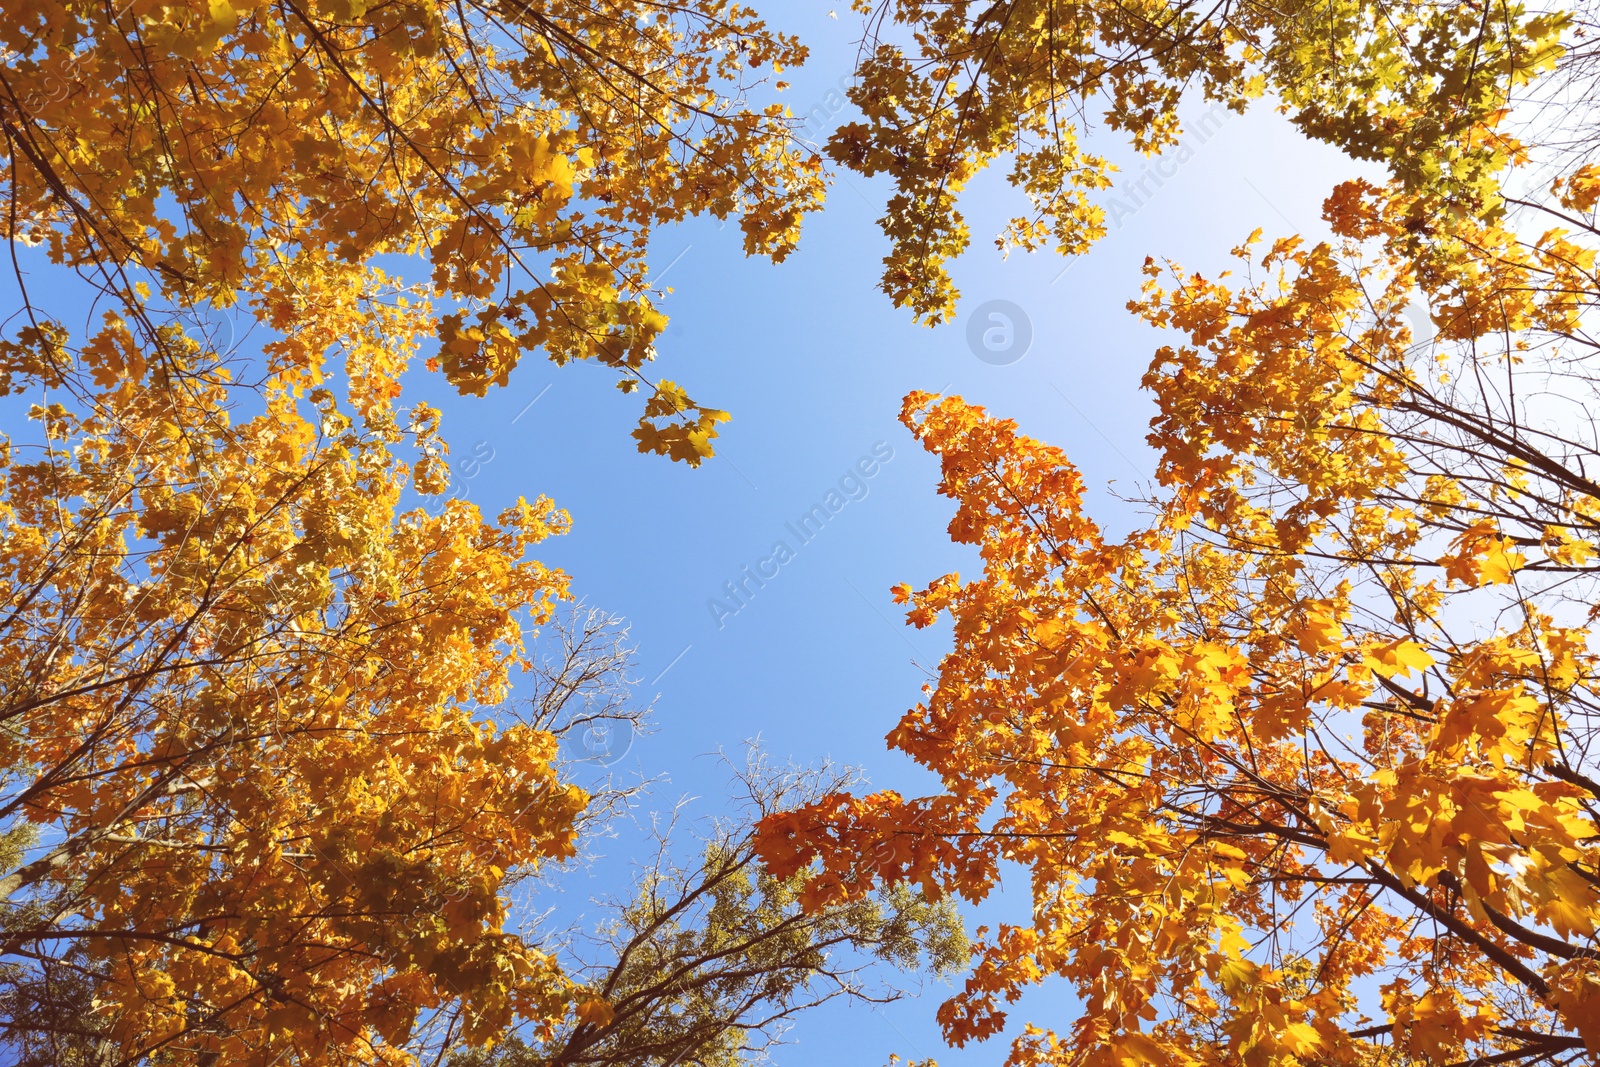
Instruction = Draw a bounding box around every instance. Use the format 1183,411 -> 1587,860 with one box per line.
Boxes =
757,160 -> 1600,1066
0,309 -> 595,1063
7,0 -> 1600,1063
0,0 -> 837,1060
826,0 -> 1565,320
2,0 -> 820,462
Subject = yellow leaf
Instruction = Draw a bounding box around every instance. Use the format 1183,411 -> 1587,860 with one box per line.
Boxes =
1364,638 -> 1434,678
1480,539 -> 1526,585
1281,1022 -> 1322,1056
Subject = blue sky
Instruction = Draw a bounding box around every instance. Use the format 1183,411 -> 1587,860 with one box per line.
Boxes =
396,4 -> 1380,1059
0,5 -> 1381,1060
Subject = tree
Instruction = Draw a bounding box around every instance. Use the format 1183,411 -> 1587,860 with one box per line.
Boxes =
0,338 -> 954,1066
0,0 -> 839,1057
753,100 -> 1600,1067
2,0 -> 824,462
0,317 -> 590,1065
445,752 -> 967,1067
819,0 -> 1569,322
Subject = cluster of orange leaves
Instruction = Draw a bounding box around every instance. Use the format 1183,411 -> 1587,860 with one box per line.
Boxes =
758,168 -> 1600,1066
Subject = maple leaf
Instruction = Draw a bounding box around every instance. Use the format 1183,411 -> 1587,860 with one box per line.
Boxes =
760,379 -> 1600,1066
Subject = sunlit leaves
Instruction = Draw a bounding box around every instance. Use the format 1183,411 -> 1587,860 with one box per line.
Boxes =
828,0 -> 1564,322
0,320 -> 586,1064
757,210 -> 1600,1062
2,0 -> 824,458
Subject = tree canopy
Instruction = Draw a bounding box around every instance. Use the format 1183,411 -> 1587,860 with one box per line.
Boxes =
0,311 -> 586,1063
822,0 -> 1567,321
0,1 -> 942,1062
8,0 -> 1600,1064
756,26 -> 1600,1067
3,0 -> 824,461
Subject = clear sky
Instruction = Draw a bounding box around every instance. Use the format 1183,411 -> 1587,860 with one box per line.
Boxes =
396,3 -> 1383,1059
0,4 -> 1383,1060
